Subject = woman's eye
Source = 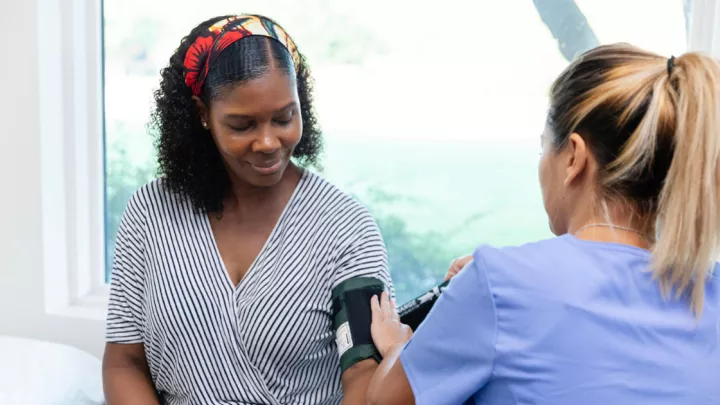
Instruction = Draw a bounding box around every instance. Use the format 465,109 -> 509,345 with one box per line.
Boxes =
229,123 -> 252,132
228,121 -> 255,132
274,112 -> 294,125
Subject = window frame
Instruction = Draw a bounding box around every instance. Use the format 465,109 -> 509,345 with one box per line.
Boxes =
40,0 -> 720,320
688,0 -> 720,55
39,0 -> 107,320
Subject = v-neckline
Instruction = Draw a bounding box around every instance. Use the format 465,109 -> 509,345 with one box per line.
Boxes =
204,169 -> 308,292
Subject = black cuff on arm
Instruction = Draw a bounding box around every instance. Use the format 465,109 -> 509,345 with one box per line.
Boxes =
332,277 -> 386,372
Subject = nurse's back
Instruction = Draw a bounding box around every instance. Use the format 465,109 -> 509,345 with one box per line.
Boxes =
476,235 -> 720,404
472,45 -> 720,404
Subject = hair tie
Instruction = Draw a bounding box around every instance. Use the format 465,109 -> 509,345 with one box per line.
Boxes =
183,15 -> 300,96
667,56 -> 675,76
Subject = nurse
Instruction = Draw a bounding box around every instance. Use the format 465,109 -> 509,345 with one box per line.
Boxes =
367,44 -> 720,405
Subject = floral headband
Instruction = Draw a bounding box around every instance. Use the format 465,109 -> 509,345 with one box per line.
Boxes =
183,15 -> 300,96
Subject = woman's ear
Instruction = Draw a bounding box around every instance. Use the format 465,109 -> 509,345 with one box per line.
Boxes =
192,96 -> 209,127
563,132 -> 588,187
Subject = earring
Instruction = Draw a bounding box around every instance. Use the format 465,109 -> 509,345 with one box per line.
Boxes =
202,121 -> 208,129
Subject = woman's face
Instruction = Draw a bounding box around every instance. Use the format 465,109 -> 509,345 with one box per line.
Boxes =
538,122 -> 594,236
538,124 -> 570,235
202,67 -> 302,188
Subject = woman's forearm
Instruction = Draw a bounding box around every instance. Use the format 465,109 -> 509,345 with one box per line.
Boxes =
103,343 -> 160,405
339,359 -> 377,405
103,365 -> 160,405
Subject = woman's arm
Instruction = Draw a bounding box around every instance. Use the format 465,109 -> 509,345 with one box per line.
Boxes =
339,359 -> 378,405
332,209 -> 395,404
103,343 -> 160,405
104,190 -> 154,403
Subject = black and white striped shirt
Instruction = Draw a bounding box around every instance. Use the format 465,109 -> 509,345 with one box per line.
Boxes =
106,170 -> 393,405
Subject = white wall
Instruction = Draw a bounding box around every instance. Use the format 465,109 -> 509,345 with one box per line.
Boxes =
0,1 -> 105,358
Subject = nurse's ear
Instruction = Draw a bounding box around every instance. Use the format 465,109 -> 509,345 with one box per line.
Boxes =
562,133 -> 589,188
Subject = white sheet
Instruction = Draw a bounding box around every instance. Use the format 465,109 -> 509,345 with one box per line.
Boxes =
0,335 -> 104,405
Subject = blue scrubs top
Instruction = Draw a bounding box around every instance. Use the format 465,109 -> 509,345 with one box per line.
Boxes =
400,235 -> 720,405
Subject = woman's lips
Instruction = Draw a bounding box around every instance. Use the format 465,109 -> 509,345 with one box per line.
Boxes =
249,159 -> 283,175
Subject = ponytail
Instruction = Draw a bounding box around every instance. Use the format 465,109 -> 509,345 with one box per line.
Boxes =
548,44 -> 720,316
652,53 -> 720,316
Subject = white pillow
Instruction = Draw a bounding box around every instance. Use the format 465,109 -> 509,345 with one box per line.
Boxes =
0,335 -> 104,405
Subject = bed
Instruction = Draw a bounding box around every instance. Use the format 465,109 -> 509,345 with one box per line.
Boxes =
0,335 -> 104,404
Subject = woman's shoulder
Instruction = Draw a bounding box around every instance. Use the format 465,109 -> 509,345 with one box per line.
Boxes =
123,177 -> 191,214
299,170 -> 376,225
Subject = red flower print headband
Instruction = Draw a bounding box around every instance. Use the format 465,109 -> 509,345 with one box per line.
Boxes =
183,15 -> 301,96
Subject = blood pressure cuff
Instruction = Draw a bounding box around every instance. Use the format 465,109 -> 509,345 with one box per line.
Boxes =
332,277 -> 386,373
331,278 -> 451,372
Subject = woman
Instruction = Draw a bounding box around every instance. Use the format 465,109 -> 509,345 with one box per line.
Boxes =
102,14 -> 392,405
367,44 -> 720,405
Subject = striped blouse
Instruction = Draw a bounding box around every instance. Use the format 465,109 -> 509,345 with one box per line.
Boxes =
106,170 -> 393,405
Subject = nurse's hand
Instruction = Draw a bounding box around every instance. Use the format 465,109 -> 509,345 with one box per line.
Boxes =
370,292 -> 413,357
445,255 -> 473,281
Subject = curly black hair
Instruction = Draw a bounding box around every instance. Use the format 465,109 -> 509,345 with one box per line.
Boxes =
151,15 -> 322,214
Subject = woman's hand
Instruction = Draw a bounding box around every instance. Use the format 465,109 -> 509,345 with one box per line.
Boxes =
444,255 -> 473,281
370,292 -> 413,357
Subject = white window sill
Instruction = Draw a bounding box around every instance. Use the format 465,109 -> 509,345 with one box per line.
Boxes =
47,288 -> 109,322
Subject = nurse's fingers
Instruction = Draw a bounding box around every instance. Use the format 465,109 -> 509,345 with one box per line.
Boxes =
380,291 -> 392,317
371,294 -> 383,322
389,296 -> 400,321
445,255 -> 473,281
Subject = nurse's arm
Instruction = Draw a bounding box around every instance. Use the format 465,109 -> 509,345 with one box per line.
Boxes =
366,344 -> 415,405
368,258 -> 498,405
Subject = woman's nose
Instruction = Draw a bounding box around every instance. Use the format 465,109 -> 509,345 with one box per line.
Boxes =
252,126 -> 281,154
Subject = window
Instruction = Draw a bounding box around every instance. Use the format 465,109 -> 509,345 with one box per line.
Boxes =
104,0 -> 689,303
